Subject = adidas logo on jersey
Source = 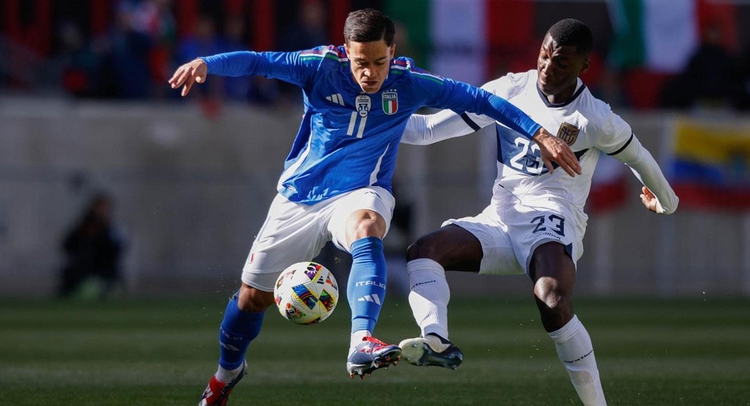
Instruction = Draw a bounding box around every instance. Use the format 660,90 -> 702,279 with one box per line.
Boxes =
326,93 -> 345,106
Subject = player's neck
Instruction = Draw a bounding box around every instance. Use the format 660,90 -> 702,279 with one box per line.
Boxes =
543,83 -> 577,105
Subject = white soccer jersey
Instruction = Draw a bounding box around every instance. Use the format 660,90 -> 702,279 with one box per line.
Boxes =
403,69 -> 678,225
466,70 -> 631,223
402,70 -> 678,272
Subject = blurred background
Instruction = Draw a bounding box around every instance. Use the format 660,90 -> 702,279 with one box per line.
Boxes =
1,0 -> 749,299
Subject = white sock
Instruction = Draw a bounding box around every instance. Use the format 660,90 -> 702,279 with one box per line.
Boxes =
349,330 -> 371,355
423,333 -> 451,353
215,363 -> 244,383
407,258 -> 450,339
548,315 -> 607,406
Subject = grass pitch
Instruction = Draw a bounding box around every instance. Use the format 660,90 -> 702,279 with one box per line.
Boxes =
1,295 -> 748,405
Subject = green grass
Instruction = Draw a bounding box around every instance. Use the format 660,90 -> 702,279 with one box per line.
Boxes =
1,296 -> 749,405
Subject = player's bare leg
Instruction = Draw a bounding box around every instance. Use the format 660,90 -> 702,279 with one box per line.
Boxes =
344,209 -> 401,378
198,284 -> 272,406
399,225 -> 479,368
530,242 -> 607,406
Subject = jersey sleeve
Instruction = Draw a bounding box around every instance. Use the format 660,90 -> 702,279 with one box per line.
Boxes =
611,134 -> 679,214
202,45 -> 335,88
601,112 -> 679,214
401,110 -> 478,145
413,74 -> 540,139
460,73 -> 524,131
597,111 -> 634,155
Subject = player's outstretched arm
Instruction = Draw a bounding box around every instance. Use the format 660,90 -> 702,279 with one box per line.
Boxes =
612,135 -> 679,214
532,128 -> 582,177
401,110 -> 482,146
416,77 -> 579,176
169,58 -> 208,97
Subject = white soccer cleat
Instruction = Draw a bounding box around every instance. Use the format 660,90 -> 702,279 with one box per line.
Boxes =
398,334 -> 463,370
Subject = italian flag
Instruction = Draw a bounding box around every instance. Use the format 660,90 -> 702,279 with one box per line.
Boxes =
385,0 -> 535,85
608,0 -> 737,73
383,99 -> 397,114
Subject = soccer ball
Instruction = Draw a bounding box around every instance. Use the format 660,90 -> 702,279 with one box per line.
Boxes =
273,262 -> 339,325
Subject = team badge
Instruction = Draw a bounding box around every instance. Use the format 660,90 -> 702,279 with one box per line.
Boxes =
356,95 -> 371,117
557,122 -> 580,146
382,90 -> 398,115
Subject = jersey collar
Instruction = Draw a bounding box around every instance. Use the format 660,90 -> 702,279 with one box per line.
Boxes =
536,79 -> 586,108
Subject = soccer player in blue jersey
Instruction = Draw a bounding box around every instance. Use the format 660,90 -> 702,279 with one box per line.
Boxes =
169,9 -> 581,406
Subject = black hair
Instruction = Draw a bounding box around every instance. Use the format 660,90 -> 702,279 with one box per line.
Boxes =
547,18 -> 593,56
343,8 -> 395,46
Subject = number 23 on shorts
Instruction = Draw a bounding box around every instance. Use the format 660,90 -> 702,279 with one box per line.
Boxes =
530,214 -> 566,236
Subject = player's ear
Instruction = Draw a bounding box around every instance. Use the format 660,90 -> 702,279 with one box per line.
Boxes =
580,57 -> 590,75
389,43 -> 396,59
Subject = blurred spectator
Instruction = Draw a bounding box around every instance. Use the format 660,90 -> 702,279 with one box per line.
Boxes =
58,193 -> 128,299
220,15 -> 252,102
176,14 -> 222,65
392,21 -> 414,60
23,0 -> 750,110
278,0 -> 327,51
736,47 -> 750,111
276,0 -> 328,103
106,0 -> 159,99
176,14 -> 223,116
146,0 -> 178,99
661,23 -> 749,111
86,0 -> 176,99
57,20 -> 101,98
220,15 -> 279,104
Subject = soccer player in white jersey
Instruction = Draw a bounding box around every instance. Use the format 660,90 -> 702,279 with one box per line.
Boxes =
168,9 -> 581,406
397,19 -> 679,406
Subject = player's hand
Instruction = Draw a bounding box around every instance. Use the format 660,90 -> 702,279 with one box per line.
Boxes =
640,186 -> 662,213
532,129 -> 582,177
168,58 -> 208,97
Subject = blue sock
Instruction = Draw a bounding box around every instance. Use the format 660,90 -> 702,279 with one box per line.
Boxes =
218,292 -> 265,370
347,237 -> 387,334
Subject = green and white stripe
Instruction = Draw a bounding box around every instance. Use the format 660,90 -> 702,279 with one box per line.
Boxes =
608,0 -> 698,73
386,0 -> 486,85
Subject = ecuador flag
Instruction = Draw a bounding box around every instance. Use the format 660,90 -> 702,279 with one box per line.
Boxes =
669,118 -> 750,210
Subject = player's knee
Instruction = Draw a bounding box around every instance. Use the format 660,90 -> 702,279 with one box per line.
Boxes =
353,220 -> 381,238
237,284 -> 274,312
406,236 -> 441,263
347,210 -> 386,240
533,277 -> 572,313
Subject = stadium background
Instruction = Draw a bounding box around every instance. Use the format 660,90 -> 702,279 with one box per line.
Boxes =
1,0 -> 749,299
2,1 -> 750,405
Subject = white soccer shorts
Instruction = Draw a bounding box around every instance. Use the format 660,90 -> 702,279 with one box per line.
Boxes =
443,199 -> 584,276
241,186 -> 395,291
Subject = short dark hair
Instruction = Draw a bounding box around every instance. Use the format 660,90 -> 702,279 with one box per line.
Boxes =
343,8 -> 395,46
547,18 -> 593,56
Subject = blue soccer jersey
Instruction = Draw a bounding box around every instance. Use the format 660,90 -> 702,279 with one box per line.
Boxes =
203,45 -> 541,204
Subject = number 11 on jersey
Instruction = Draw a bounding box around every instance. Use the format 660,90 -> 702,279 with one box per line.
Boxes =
347,112 -> 367,138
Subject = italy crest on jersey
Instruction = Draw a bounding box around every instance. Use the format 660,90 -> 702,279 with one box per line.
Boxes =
382,90 -> 398,115
356,95 -> 371,117
557,122 -> 580,146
